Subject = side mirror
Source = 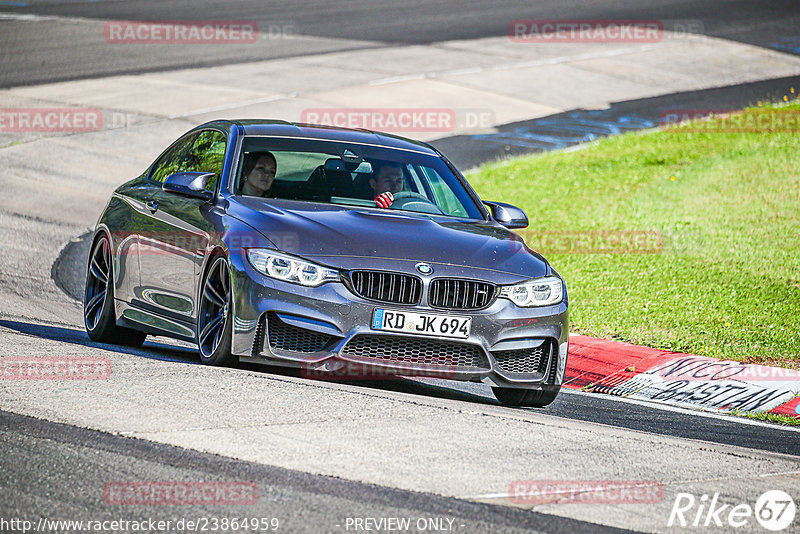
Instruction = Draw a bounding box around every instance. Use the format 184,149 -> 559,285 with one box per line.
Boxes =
484,201 -> 529,229
163,172 -> 215,202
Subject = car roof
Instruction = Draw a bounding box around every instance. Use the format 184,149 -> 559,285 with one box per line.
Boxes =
198,119 -> 440,155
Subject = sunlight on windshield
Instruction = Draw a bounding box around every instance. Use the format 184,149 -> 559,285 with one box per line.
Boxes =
235,137 -> 481,219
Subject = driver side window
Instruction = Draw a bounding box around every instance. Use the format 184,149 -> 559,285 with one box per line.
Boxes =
182,130 -> 227,192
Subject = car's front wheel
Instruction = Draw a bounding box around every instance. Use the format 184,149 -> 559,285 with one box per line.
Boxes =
492,386 -> 560,408
197,256 -> 235,366
84,234 -> 146,347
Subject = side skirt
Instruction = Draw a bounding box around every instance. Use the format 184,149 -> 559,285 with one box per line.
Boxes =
115,299 -> 196,343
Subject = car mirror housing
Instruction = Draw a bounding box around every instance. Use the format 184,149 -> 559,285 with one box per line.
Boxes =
163,172 -> 215,202
483,201 -> 529,229
325,158 -> 373,173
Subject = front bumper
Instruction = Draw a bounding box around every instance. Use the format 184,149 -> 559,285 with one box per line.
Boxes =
229,255 -> 569,389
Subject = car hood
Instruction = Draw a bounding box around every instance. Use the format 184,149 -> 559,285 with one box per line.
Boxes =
227,197 -> 549,279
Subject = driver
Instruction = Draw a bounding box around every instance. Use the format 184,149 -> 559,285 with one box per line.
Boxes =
369,162 -> 404,208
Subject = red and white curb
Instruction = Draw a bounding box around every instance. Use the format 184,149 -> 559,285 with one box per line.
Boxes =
565,335 -> 800,420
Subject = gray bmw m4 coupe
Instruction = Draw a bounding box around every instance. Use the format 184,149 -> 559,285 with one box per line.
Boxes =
84,120 -> 569,407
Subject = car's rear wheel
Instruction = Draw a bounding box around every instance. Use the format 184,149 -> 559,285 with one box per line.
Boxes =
197,256 -> 235,366
492,386 -> 560,408
84,234 -> 146,347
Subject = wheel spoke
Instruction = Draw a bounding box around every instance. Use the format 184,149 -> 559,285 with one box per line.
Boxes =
203,281 -> 225,308
218,262 -> 230,296
90,256 -> 108,285
84,290 -> 106,323
213,324 -> 223,350
199,314 -> 224,347
197,258 -> 231,360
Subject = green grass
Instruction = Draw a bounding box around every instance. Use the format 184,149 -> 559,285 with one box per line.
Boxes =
729,408 -> 800,426
468,101 -> 800,366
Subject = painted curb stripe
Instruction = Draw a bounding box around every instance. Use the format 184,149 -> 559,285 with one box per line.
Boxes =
565,335 -> 800,419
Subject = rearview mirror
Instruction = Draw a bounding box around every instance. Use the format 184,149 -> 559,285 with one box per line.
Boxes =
483,201 -> 529,229
325,158 -> 373,173
163,172 -> 215,202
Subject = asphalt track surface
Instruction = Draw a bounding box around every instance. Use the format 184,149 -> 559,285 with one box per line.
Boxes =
2,2 -> 800,533
0,0 -> 799,87
1,411 -> 620,534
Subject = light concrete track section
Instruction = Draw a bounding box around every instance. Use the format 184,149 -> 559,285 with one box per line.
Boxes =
1,410 -> 617,534
2,29 -> 800,533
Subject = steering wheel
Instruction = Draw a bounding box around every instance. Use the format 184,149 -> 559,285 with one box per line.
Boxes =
390,191 -> 446,215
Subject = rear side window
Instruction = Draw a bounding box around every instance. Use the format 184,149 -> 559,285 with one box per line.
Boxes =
149,134 -> 197,183
183,130 -> 227,192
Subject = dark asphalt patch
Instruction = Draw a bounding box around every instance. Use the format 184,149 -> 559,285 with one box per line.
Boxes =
431,74 -> 800,169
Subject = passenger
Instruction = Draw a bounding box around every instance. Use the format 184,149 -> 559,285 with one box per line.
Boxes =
241,151 -> 277,197
369,162 -> 404,208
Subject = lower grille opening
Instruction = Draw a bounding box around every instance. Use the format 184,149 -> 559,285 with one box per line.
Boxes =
266,312 -> 339,354
492,340 -> 554,376
340,334 -> 488,370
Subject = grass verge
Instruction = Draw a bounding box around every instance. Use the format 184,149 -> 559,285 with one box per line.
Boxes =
468,101 -> 800,366
729,408 -> 800,426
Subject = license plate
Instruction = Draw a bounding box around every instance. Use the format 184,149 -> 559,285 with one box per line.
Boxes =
371,309 -> 471,339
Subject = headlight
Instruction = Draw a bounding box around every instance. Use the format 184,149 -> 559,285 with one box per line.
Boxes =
499,276 -> 563,307
246,249 -> 339,287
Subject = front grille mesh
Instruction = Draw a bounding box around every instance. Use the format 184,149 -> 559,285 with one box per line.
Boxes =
349,271 -> 422,305
341,334 -> 488,369
492,340 -> 553,375
429,279 -> 495,310
267,312 -> 336,353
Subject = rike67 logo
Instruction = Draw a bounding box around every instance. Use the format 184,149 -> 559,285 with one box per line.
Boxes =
669,490 -> 796,531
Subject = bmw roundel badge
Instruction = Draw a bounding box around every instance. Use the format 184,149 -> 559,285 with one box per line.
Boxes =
415,262 -> 433,275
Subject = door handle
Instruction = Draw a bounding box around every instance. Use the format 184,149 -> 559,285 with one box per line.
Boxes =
145,200 -> 159,213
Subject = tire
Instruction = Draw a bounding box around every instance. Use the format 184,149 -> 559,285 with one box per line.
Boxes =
197,256 -> 236,366
492,386 -> 561,408
84,234 -> 146,347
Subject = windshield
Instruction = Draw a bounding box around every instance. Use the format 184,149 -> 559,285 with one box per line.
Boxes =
234,136 -> 483,219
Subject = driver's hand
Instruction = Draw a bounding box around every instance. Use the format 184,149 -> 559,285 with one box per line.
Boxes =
375,191 -> 394,208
